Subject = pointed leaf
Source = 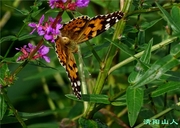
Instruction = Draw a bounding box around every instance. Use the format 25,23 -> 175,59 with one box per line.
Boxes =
134,54 -> 180,87
126,87 -> 143,127
5,4 -> 29,15
155,2 -> 180,33
152,82 -> 180,97
171,6 -> 180,28
28,123 -> 59,128
128,39 -> 153,84
110,40 -> 135,57
0,63 -> 11,86
0,36 -> 17,44
18,34 -> 37,41
79,117 -> 108,128
140,38 -> 153,63
66,94 -> 111,104
140,18 -> 162,30
170,43 -> 180,57
0,93 -> 7,120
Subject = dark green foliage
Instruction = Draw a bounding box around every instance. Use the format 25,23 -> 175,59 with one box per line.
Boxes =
1,0 -> 180,128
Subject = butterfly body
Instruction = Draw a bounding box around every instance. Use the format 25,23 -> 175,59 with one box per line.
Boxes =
55,11 -> 124,99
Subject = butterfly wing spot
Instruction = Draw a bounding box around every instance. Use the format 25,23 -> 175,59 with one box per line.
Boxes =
106,18 -> 111,22
71,81 -> 81,99
105,23 -> 111,30
67,62 -> 81,99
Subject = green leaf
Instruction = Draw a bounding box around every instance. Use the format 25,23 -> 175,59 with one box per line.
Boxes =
124,25 -> 138,33
45,8 -> 62,14
19,112 -> 45,118
111,101 -> 126,106
111,40 -> 135,58
1,111 -> 29,124
18,34 -> 37,41
1,110 -> 59,124
128,39 -> 153,84
128,72 -> 140,85
30,0 -> 42,11
5,4 -> 29,15
23,67 -> 57,81
170,43 -> 180,57
171,6 -> 180,28
134,54 -> 180,87
79,117 -> 108,128
19,110 -> 62,118
155,2 -> 180,33
1,116 -> 24,124
139,38 -> 153,64
1,52 -> 22,64
165,71 -> 180,82
83,42 -> 109,59
152,82 -> 180,97
66,94 -> 111,104
31,7 -> 45,18
0,93 -> 7,120
28,123 -> 59,128
0,36 -> 17,44
0,63 -> 11,86
111,96 -> 126,106
90,0 -> 107,8
126,87 -> 143,127
137,30 -> 145,46
172,104 -> 180,111
19,9 -> 29,15
140,18 -> 162,30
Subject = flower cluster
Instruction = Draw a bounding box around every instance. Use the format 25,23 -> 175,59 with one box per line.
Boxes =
29,15 -> 63,43
49,0 -> 90,10
21,0 -> 90,64
16,43 -> 50,63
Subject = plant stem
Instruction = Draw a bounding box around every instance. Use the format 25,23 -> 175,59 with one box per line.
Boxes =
1,89 -> 27,128
83,0 -> 132,119
4,10 -> 64,126
108,36 -> 177,75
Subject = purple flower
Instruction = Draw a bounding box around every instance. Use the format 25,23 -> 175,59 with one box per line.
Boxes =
16,44 -> 29,61
43,17 -> 63,42
62,0 -> 67,2
37,45 -> 50,63
48,0 -> 90,10
28,15 -> 63,43
16,43 -> 50,63
26,43 -> 36,52
49,0 -> 59,9
29,15 -> 44,34
76,0 -> 90,7
37,26 -> 45,36
49,0 -> 67,9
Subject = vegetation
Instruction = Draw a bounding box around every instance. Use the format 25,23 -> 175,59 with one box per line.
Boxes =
1,0 -> 180,128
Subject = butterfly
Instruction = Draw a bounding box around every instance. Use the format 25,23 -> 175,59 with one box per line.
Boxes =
55,11 -> 124,99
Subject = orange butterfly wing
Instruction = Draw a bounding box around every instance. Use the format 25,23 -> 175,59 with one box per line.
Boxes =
61,11 -> 124,43
55,36 -> 81,99
55,11 -> 124,99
